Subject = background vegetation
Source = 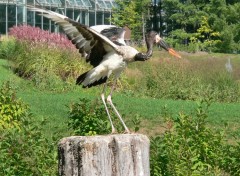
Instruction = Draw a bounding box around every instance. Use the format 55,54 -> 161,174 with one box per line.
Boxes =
0,17 -> 240,175
112,0 -> 240,53
5,25 -> 88,91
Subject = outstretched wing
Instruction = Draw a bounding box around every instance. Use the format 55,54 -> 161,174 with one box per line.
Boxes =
27,6 -> 118,67
90,25 -> 126,46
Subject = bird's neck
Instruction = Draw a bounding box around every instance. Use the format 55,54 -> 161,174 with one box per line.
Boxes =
146,39 -> 153,57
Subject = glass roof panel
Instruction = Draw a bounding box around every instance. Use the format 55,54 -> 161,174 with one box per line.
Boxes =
104,1 -> 112,9
16,0 -> 24,3
36,0 -> 61,5
97,0 -> 106,8
36,0 -> 46,4
67,0 -> 76,6
51,0 -> 61,5
82,0 -> 92,7
111,0 -> 117,7
75,0 -> 84,6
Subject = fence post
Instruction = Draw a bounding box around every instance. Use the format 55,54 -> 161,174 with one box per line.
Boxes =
58,134 -> 150,176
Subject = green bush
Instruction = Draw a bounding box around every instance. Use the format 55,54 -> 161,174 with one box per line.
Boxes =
0,82 -> 58,175
67,98 -> 141,135
3,25 -> 89,91
68,98 -> 111,135
0,81 -> 29,130
0,36 -> 16,60
0,120 -> 58,175
8,41 -> 86,91
150,99 -> 240,175
221,142 -> 240,175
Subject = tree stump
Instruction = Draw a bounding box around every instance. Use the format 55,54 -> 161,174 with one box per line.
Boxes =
58,134 -> 150,176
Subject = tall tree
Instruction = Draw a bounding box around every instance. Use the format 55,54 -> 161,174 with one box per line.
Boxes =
162,0 -> 239,52
111,0 -> 150,40
111,0 -> 240,53
135,0 -> 150,39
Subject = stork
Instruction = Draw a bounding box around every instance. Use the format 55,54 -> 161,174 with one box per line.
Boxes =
28,7 -> 181,133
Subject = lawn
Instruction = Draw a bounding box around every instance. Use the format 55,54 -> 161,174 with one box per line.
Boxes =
1,54 -> 240,138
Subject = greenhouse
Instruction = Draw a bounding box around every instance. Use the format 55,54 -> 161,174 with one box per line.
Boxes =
0,0 -> 116,35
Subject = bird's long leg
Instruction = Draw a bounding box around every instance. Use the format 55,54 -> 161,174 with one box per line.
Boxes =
101,83 -> 116,134
107,79 -> 130,133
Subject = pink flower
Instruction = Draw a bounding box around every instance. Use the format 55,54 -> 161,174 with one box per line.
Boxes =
9,25 -> 76,51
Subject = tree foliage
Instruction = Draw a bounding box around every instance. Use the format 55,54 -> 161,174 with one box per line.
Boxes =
112,0 -> 240,53
163,0 -> 240,53
111,0 -> 150,40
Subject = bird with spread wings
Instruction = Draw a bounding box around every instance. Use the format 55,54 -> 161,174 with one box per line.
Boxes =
28,6 -> 181,133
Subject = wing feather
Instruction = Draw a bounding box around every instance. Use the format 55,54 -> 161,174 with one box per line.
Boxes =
90,25 -> 126,46
27,6 -> 119,66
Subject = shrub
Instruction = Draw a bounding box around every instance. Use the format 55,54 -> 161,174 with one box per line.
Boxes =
0,36 -> 17,60
221,142 -> 240,175
0,120 -> 58,175
0,81 -> 29,130
7,25 -> 88,91
67,98 -> 141,135
150,99 -> 240,175
68,98 -> 111,135
0,82 -> 58,175
9,25 -> 75,51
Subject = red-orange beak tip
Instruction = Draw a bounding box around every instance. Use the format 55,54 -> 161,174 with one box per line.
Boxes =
168,48 -> 182,59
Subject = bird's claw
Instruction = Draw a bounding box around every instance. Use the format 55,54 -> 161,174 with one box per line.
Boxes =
124,129 -> 131,134
111,128 -> 118,134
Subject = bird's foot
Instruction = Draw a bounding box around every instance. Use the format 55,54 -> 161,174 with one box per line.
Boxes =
124,129 -> 131,134
111,128 -> 118,134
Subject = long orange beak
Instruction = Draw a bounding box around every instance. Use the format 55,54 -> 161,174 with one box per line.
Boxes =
168,48 -> 182,59
157,37 -> 181,59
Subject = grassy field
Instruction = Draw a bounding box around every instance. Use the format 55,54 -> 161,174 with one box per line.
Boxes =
1,53 -> 240,138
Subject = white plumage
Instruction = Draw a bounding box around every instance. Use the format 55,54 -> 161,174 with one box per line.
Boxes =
82,52 -> 127,87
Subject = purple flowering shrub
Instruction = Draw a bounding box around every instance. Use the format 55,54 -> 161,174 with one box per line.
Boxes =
9,25 -> 75,51
7,25 -> 88,90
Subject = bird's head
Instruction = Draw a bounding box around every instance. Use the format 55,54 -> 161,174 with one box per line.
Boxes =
157,37 -> 181,59
147,31 -> 181,59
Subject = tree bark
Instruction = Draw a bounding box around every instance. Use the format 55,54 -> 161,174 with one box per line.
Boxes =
58,134 -> 150,176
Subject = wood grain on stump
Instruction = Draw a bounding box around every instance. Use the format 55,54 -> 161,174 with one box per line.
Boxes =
58,134 -> 150,176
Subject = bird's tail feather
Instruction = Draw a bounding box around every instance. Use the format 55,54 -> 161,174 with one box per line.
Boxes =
76,71 -> 88,86
76,71 -> 108,88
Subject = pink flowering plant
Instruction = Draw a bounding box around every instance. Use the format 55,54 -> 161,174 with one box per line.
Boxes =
7,25 -> 88,90
9,25 -> 75,51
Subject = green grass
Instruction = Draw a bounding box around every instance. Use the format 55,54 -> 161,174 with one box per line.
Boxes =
0,59 -> 16,82
1,54 -> 240,138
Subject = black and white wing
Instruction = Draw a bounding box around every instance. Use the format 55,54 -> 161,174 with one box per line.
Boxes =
90,25 -> 126,46
27,6 -> 119,67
